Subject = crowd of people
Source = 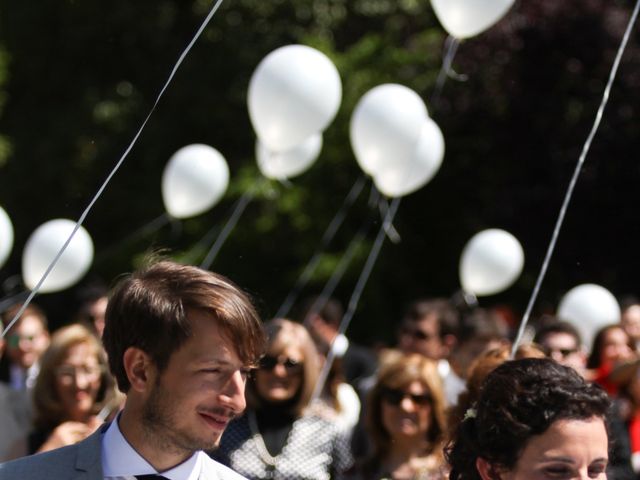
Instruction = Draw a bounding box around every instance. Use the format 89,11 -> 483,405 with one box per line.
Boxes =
1,262 -> 640,479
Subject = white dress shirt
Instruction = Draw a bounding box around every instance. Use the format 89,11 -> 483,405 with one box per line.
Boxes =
102,416 -> 203,480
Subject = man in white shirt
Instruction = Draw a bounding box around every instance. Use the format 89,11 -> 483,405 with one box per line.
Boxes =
0,260 -> 265,480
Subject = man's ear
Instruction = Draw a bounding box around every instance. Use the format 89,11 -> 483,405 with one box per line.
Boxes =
123,347 -> 156,393
476,457 -> 502,480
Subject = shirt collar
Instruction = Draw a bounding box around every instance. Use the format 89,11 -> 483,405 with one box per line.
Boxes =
102,414 -> 203,480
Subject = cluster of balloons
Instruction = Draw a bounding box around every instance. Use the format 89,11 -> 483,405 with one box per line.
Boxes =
350,84 -> 444,198
248,45 -> 342,181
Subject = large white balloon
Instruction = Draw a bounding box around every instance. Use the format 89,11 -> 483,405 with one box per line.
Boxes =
22,219 -> 94,293
248,45 -> 342,152
430,0 -> 515,39
374,118 -> 444,198
256,133 -> 323,181
350,84 -> 428,176
162,144 -> 230,219
557,284 -> 621,351
0,206 -> 14,269
459,229 -> 524,296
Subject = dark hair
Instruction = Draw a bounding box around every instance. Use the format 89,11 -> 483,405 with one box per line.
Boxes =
402,298 -> 460,339
587,324 -> 633,369
1,302 -> 48,330
102,260 -> 265,392
297,296 -> 344,327
533,321 -> 582,349
446,358 -> 611,480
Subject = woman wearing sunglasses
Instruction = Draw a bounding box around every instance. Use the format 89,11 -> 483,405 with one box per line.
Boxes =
213,318 -> 354,479
354,351 -> 448,480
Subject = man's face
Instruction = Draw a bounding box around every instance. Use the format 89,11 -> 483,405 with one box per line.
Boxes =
141,310 -> 250,452
397,315 -> 443,360
6,314 -> 50,369
541,332 -> 585,371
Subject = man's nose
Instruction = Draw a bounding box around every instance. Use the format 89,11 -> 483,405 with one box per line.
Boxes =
219,370 -> 247,413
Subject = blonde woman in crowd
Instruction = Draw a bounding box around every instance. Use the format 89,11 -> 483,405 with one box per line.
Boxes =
353,351 -> 448,480
23,324 -> 119,454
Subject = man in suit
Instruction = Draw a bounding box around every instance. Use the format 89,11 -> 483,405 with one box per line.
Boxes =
0,260 -> 265,479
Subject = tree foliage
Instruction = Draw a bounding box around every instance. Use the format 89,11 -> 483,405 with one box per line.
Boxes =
0,0 -> 639,341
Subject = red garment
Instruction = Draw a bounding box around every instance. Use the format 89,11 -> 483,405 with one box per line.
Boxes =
593,362 -> 618,396
630,411 -> 640,454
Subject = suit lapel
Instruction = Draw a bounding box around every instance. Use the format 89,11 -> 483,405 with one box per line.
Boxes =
72,422 -> 108,479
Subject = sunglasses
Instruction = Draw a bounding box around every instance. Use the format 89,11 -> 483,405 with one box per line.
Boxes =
7,334 -> 39,348
258,355 -> 303,373
381,387 -> 432,407
400,327 -> 434,341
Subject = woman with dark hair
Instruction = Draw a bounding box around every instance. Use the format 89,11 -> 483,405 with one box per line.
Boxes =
354,351 -> 448,480
446,357 -> 612,480
587,324 -> 634,396
213,318 -> 353,479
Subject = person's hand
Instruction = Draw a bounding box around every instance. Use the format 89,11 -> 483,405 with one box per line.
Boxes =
38,417 -> 101,452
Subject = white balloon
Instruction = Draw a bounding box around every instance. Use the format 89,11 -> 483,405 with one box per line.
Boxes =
248,45 -> 342,152
430,0 -> 515,39
557,284 -> 621,351
374,118 -> 444,198
0,206 -> 14,269
162,144 -> 230,219
22,219 -> 94,293
350,84 -> 428,176
256,133 -> 323,181
459,229 -> 524,296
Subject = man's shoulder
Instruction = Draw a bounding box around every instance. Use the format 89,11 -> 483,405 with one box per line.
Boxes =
202,453 -> 248,480
0,443 -> 80,479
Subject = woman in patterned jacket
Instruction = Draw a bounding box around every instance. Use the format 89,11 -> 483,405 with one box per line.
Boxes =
212,318 -> 354,479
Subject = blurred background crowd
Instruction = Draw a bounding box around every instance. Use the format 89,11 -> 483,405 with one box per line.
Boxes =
3,286 -> 640,479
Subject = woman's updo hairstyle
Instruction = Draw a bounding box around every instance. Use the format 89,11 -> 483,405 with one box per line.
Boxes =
446,358 -> 610,480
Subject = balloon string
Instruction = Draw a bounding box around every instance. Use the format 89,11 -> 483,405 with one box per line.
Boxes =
274,175 -> 367,319
199,180 -> 261,270
0,0 -> 225,339
303,214 -> 376,328
510,0 -> 640,359
95,213 -> 171,263
311,197 -> 400,402
377,196 -> 401,244
431,35 -> 467,107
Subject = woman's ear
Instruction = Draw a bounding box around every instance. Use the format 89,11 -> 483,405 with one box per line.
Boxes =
476,457 -> 502,480
123,347 -> 155,393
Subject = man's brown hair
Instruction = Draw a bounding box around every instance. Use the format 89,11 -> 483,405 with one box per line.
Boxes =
102,260 -> 264,392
